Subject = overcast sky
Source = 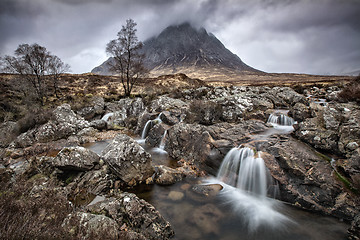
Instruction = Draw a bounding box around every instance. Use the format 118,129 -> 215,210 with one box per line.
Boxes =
1,0 -> 360,75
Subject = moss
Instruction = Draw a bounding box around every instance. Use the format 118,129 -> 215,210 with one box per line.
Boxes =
315,151 -> 332,163
335,171 -> 359,195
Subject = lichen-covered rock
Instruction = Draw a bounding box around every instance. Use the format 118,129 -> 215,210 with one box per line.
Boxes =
86,193 -> 175,240
101,134 -> 154,185
13,104 -> 89,147
289,103 -> 311,122
53,146 -> 99,171
62,212 -> 120,239
150,96 -> 189,113
154,165 -> 183,185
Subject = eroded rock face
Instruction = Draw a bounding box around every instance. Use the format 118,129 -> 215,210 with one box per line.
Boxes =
101,134 -> 154,185
348,215 -> 360,240
86,193 -> 175,240
261,136 -> 358,221
53,146 -> 99,171
149,96 -> 189,114
77,96 -> 105,120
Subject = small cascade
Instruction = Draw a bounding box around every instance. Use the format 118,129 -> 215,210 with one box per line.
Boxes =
159,130 -> 167,150
101,112 -> 114,122
217,147 -> 270,197
267,114 -> 295,126
140,112 -> 164,139
215,147 -> 291,230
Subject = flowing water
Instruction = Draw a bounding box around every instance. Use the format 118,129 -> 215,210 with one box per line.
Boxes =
84,111 -> 349,239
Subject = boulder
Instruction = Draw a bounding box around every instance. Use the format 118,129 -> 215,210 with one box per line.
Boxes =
62,212 -> 120,239
289,103 -> 311,122
149,96 -> 189,114
53,146 -> 99,171
101,134 -> 154,186
154,165 -> 183,185
261,136 -> 358,220
13,104 -> 89,147
86,193 -> 175,240
77,96 -> 105,120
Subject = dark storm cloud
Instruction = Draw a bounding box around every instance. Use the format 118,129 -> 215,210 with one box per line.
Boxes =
1,0 -> 359,74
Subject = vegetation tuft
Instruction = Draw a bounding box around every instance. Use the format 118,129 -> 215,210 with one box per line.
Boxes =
338,75 -> 360,103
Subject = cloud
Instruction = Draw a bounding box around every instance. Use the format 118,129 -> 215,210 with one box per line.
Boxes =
0,0 -> 359,74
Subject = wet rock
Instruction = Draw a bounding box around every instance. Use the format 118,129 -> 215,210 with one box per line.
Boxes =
154,165 -> 183,185
190,204 -> 224,235
53,146 -> 99,171
160,111 -> 179,125
101,134 -> 154,186
268,87 -> 308,107
216,96 -> 253,123
191,184 -> 223,198
62,212 -> 120,239
262,136 -> 358,220
86,193 -> 174,240
145,123 -> 167,148
347,215 -> 360,240
168,191 -> 184,201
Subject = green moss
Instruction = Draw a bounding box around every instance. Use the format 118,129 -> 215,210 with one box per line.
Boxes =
335,171 -> 359,195
315,151 -> 332,163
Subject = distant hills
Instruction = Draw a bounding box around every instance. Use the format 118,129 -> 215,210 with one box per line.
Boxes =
92,23 -> 261,81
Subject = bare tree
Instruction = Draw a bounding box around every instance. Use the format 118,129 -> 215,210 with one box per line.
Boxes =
48,55 -> 70,98
2,43 -> 70,105
106,19 -> 147,97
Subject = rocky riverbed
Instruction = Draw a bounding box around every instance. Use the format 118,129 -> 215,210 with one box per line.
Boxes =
0,83 -> 359,239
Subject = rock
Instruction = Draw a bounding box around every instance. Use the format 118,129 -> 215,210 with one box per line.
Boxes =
101,134 -> 154,186
154,165 -> 183,185
104,98 -> 145,129
77,96 -> 105,120
348,215 -> 360,240
89,119 -> 107,130
190,204 -> 224,235
168,191 -> 184,201
86,193 -> 175,240
13,104 -> 89,147
53,146 -> 99,171
191,184 -> 223,198
145,123 -> 167,148
289,103 -> 311,122
262,136 -> 358,220
150,96 -> 189,113
159,111 -> 179,125
62,212 -> 120,239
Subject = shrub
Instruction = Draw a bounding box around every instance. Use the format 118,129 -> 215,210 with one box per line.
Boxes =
338,76 -> 360,103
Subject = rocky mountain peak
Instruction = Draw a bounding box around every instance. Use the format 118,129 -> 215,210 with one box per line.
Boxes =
92,22 -> 260,78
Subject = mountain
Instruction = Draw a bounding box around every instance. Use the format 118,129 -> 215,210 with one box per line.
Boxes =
92,22 -> 261,81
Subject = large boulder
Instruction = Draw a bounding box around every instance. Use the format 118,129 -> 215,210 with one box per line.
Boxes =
53,146 -> 99,171
149,96 -> 189,114
0,121 -> 18,147
101,134 -> 154,186
261,135 -> 359,220
154,165 -> 184,185
13,104 -> 89,147
86,193 -> 175,240
77,96 -> 105,120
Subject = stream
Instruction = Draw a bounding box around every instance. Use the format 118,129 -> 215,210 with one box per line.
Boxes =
84,110 -> 349,240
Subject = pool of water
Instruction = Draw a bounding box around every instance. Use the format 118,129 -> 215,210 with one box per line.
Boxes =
130,177 -> 349,240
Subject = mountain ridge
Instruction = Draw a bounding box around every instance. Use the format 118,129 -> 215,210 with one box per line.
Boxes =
92,22 -> 261,80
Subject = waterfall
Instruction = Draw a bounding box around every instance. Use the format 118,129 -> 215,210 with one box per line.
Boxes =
101,112 -> 114,122
141,112 -> 164,139
267,114 -> 295,126
214,147 -> 291,230
159,130 -> 167,150
217,147 -> 269,197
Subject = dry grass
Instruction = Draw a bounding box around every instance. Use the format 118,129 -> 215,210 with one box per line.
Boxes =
338,76 -> 360,103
